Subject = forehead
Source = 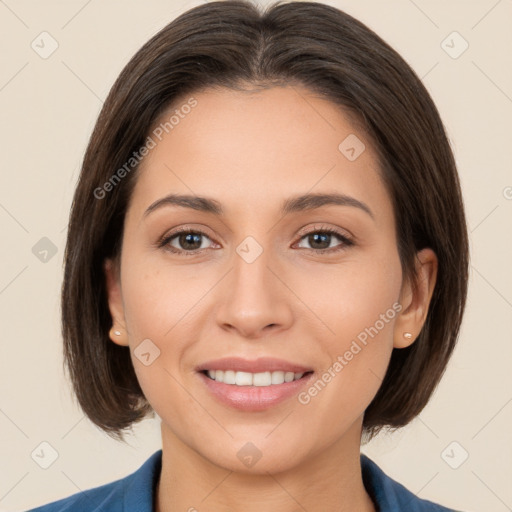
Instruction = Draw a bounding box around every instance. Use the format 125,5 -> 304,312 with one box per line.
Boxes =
129,86 -> 391,224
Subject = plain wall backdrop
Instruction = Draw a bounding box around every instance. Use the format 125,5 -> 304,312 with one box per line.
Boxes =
0,0 -> 511,511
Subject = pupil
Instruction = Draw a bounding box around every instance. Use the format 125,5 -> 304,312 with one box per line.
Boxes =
310,233 -> 330,249
181,233 -> 201,250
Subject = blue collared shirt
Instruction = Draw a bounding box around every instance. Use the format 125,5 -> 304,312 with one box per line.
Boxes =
27,450 -> 461,511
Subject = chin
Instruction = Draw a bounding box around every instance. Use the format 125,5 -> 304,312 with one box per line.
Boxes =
198,436 -> 305,475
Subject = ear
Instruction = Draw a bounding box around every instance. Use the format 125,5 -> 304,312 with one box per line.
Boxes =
104,257 -> 129,347
393,248 -> 438,349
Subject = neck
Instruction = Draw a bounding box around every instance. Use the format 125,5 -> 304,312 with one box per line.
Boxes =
155,419 -> 376,512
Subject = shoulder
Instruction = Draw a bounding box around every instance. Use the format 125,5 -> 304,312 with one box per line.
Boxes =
25,450 -> 162,512
360,453 -> 464,512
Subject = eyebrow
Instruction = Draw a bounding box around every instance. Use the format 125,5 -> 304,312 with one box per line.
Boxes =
143,192 -> 374,220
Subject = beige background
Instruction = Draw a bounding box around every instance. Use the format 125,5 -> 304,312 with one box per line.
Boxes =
1,0 -> 511,511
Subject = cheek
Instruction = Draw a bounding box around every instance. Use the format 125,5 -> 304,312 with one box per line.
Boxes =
119,260 -> 195,421
120,253 -> 201,337
294,249 -> 402,343
294,253 -> 402,410
118,252 -> 211,390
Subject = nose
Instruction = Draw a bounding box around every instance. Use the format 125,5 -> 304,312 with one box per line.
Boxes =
215,243 -> 294,340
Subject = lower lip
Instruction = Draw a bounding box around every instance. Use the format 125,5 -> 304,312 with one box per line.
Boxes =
198,371 -> 315,412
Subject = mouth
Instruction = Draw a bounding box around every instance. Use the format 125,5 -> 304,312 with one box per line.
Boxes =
200,369 -> 314,387
195,356 -> 315,411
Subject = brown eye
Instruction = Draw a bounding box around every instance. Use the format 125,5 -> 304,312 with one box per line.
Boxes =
160,229 -> 215,255
295,227 -> 354,253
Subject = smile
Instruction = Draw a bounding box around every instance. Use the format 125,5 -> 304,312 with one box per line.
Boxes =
203,369 -> 312,386
198,370 -> 315,412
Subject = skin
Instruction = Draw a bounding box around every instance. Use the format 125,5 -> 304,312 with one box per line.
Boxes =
104,85 -> 437,512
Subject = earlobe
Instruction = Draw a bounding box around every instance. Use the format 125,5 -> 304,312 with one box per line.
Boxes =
393,248 -> 438,349
104,258 -> 129,346
108,325 -> 128,346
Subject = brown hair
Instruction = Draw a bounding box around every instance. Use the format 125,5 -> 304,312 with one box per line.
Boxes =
62,0 -> 469,442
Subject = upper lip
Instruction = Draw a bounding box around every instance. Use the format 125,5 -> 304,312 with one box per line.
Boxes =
196,357 -> 313,374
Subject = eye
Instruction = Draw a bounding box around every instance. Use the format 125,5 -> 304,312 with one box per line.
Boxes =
158,224 -> 354,256
159,227 -> 216,255
294,225 -> 354,253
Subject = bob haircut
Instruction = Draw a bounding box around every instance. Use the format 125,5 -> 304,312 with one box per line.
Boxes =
62,0 -> 469,442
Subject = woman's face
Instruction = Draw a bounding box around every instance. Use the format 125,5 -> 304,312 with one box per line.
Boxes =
105,85 -> 434,473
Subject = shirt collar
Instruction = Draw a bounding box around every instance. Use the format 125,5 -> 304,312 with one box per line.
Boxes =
123,449 -> 162,511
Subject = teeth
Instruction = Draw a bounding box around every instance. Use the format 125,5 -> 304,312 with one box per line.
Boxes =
205,370 -> 306,386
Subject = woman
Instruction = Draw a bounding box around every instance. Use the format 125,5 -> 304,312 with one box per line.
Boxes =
28,1 -> 469,510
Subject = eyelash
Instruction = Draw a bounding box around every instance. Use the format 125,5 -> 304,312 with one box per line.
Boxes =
157,224 -> 354,256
